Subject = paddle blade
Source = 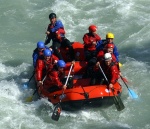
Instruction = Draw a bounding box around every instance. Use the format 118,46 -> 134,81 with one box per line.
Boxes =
128,88 -> 138,99
22,83 -> 28,90
25,96 -> 33,102
113,95 -> 125,111
51,103 -> 62,121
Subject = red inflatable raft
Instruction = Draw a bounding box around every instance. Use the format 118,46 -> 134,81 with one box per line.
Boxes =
60,41 -> 85,62
37,61 -> 123,110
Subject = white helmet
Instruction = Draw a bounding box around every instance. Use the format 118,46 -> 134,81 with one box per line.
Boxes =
104,53 -> 112,61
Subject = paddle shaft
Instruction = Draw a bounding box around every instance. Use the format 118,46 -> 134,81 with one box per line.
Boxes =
32,75 -> 46,97
120,75 -> 137,98
28,71 -> 35,83
60,63 -> 73,102
24,71 -> 35,87
65,64 -> 73,85
99,65 -> 125,111
99,65 -> 109,84
34,75 -> 47,95
51,63 -> 74,121
120,75 -> 133,89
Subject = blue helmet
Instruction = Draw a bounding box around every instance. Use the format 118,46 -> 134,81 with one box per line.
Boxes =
57,60 -> 66,68
43,49 -> 51,57
37,41 -> 45,48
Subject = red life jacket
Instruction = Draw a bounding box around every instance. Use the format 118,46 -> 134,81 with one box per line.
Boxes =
43,69 -> 65,90
101,61 -> 119,84
35,55 -> 59,81
97,50 -> 117,62
83,33 -> 101,51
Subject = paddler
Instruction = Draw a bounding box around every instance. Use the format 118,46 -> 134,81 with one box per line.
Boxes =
45,13 -> 75,62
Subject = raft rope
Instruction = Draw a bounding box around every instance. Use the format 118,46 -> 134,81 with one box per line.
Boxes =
54,85 -> 122,99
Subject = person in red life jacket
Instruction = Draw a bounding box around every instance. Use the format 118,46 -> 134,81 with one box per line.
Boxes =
96,32 -> 119,62
35,49 -> 59,87
45,13 -> 75,62
97,43 -> 117,62
96,43 -> 121,74
92,53 -> 120,88
82,25 -> 101,78
43,60 -> 67,93
32,41 -> 51,68
83,25 -> 101,61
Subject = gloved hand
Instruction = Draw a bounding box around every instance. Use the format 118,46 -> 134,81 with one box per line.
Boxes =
45,31 -> 50,35
37,81 -> 43,87
109,83 -> 113,89
63,85 -> 67,90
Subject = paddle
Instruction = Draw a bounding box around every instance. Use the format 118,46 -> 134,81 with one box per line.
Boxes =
51,64 -> 73,121
120,75 -> 138,99
99,65 -> 125,111
25,75 -> 47,102
23,71 -> 35,89
120,76 -> 129,84
25,88 -> 37,102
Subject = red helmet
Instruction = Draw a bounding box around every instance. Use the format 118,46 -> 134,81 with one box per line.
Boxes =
105,43 -> 114,48
88,25 -> 97,32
